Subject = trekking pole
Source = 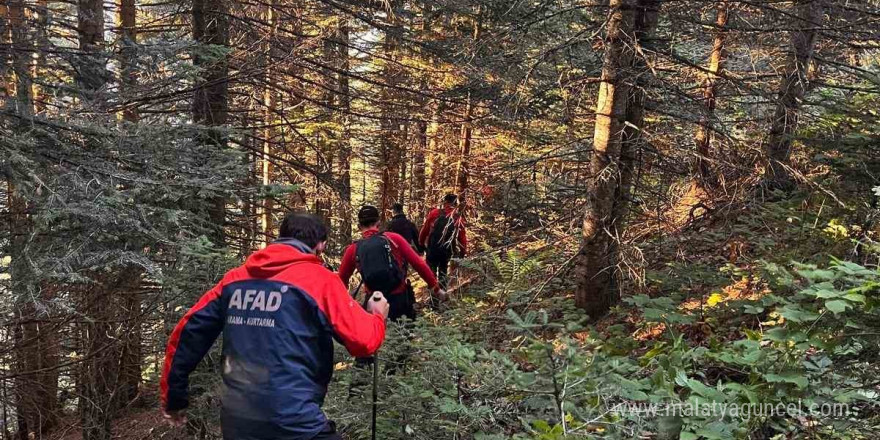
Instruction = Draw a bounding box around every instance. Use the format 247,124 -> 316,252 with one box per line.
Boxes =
369,292 -> 382,440
371,351 -> 379,440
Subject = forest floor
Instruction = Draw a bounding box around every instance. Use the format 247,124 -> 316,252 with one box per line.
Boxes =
49,405 -> 180,440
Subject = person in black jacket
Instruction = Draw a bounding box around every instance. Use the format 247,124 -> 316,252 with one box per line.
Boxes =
385,203 -> 424,254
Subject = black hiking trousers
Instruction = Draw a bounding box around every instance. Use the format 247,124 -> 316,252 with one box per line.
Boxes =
427,251 -> 451,292
355,281 -> 416,368
361,281 -> 416,322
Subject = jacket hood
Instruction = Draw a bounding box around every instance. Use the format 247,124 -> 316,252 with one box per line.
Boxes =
244,239 -> 321,278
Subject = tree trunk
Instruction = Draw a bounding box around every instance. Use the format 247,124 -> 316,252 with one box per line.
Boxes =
314,16 -> 337,225
573,0 -> 632,317
378,0 -> 402,221
192,0 -> 229,245
455,95 -> 473,209
10,186 -> 59,439
77,0 -> 107,100
119,0 -> 138,123
413,118 -> 427,219
79,281 -> 123,440
455,10 -> 481,211
398,122 -> 409,205
693,2 -> 728,187
9,1 -> 60,435
31,0 -> 48,115
335,16 -> 352,246
9,0 -> 31,120
425,101 -> 444,209
615,0 -> 658,221
0,0 -> 9,108
410,6 -> 431,221
260,0 -> 277,246
573,0 -> 660,317
764,0 -> 824,188
75,1 -> 118,437
116,0 -> 142,408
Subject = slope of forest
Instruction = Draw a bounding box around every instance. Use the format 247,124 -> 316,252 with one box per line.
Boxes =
2,0 -> 879,439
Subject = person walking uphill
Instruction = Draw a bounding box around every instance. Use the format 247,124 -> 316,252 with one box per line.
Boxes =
161,213 -> 389,440
419,193 -> 468,290
340,205 -> 446,321
385,202 -> 423,254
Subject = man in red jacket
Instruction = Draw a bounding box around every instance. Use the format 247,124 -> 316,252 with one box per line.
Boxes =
161,213 -> 388,440
419,193 -> 467,290
339,205 -> 445,320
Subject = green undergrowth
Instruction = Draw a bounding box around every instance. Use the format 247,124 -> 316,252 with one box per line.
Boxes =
174,192 -> 880,439
320,254 -> 880,439
321,192 -> 880,439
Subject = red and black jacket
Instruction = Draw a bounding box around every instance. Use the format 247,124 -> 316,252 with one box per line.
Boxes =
419,206 -> 468,257
161,239 -> 385,439
338,228 -> 440,295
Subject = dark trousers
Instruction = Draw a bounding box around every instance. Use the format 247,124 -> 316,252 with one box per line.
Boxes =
427,252 -> 451,291
362,281 -> 416,322
354,282 -> 416,370
389,281 -> 417,322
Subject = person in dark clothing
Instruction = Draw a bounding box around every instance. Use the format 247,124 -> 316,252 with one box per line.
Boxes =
419,194 -> 467,291
161,213 -> 389,440
340,205 -> 445,321
385,203 -> 423,254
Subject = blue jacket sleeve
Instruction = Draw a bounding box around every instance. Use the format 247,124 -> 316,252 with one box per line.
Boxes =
161,283 -> 225,411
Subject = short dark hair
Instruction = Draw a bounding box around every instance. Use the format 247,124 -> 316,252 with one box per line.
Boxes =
357,205 -> 380,228
443,193 -> 459,205
391,203 -> 404,214
279,212 -> 328,248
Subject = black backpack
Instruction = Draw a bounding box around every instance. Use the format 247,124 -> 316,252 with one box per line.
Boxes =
427,212 -> 460,257
356,233 -> 405,293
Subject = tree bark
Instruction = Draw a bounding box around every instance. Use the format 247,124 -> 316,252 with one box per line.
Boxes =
77,0 -> 107,100
32,0 -> 48,115
116,0 -> 142,408
260,0 -> 277,246
398,122 -> 409,205
192,0 -> 229,245
425,101 -> 444,209
413,118 -> 428,219
573,0 -> 659,317
573,0 -> 632,317
335,16 -> 352,246
119,0 -> 138,123
8,1 -> 60,435
455,95 -> 473,209
0,0 -> 9,108
693,2 -> 728,187
378,0 -> 403,221
615,0 -> 658,221
410,6 -> 431,221
9,0 -> 31,120
455,10 -> 481,212
764,0 -> 824,188
75,1 -> 119,437
9,186 -> 59,439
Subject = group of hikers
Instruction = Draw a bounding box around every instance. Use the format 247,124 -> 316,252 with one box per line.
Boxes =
160,194 -> 468,439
